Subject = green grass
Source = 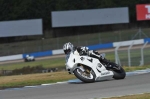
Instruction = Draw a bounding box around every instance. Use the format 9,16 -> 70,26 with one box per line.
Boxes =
0,71 -> 75,89
102,93 -> 150,99
0,65 -> 150,89
0,57 -> 66,70
123,65 -> 150,72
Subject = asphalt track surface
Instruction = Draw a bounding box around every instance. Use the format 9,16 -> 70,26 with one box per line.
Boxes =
0,72 -> 150,99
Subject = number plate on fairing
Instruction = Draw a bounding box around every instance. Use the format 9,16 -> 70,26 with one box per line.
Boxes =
96,63 -> 106,72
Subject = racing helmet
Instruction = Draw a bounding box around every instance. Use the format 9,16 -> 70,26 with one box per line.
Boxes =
63,42 -> 74,54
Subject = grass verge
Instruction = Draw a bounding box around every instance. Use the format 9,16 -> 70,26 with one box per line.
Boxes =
0,57 -> 66,70
102,93 -> 150,99
0,65 -> 150,99
0,71 -> 75,89
123,65 -> 150,72
0,65 -> 150,89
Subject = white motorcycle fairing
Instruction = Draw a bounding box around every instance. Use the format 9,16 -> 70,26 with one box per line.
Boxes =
66,52 -> 114,82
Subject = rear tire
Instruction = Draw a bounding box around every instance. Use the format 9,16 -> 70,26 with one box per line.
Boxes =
24,59 -> 28,62
73,67 -> 96,83
112,66 -> 126,79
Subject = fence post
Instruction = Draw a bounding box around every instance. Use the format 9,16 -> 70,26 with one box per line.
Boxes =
99,33 -> 101,44
42,38 -> 45,51
132,28 -> 149,39
128,41 -> 134,67
140,41 -> 148,66
57,37 -> 59,49
77,35 -> 80,45
115,43 -> 121,65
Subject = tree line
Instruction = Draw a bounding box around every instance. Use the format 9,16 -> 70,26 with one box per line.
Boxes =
0,0 -> 149,29
0,0 -> 150,39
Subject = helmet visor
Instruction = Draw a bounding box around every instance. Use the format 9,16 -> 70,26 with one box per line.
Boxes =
64,49 -> 71,54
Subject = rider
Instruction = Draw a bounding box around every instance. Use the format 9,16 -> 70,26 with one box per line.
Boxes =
63,42 -> 115,69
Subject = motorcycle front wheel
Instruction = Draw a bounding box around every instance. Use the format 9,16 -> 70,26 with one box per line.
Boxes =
73,65 -> 96,83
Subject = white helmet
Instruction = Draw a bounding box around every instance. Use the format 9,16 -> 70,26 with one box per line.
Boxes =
63,42 -> 74,54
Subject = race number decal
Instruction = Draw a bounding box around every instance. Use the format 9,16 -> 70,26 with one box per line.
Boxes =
87,58 -> 93,63
80,57 -> 85,61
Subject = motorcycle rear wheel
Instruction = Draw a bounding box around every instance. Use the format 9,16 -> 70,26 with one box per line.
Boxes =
112,66 -> 126,79
73,66 -> 96,83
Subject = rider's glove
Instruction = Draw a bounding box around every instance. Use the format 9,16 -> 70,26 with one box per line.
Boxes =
81,47 -> 88,52
100,53 -> 105,59
88,50 -> 93,56
80,47 -> 89,55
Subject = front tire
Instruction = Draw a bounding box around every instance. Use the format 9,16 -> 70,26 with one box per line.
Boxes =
73,66 -> 96,83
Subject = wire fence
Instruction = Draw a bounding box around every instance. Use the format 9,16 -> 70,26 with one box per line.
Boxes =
0,28 -> 150,56
113,43 -> 150,66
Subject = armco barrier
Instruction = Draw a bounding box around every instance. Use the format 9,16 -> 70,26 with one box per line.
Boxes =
113,39 -> 144,47
23,50 -> 52,58
88,43 -> 113,50
0,54 -> 22,62
52,49 -> 64,55
144,38 -> 150,43
0,38 -> 150,62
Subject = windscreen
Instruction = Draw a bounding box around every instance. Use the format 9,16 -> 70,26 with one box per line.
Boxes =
65,52 -> 71,62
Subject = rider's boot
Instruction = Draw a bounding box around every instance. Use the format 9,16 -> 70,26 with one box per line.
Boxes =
100,58 -> 119,70
99,58 -> 111,68
88,50 -> 119,69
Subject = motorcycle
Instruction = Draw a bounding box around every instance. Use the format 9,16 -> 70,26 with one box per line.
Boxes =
66,51 -> 126,83
24,54 -> 35,62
